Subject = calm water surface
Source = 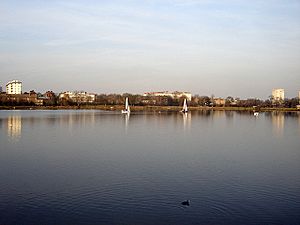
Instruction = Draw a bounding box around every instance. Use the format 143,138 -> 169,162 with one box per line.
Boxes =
0,110 -> 299,225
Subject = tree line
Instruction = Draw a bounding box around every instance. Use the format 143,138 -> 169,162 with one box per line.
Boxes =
0,92 -> 299,108
39,93 -> 300,108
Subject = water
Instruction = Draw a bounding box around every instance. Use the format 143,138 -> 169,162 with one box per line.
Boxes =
0,110 -> 299,225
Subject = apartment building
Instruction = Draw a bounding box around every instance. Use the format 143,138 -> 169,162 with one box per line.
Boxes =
6,80 -> 22,94
272,88 -> 284,102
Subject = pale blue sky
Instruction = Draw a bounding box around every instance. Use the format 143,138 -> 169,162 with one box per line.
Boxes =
0,0 -> 299,98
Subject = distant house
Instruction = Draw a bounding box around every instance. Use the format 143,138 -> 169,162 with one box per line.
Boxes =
0,91 -> 41,105
141,99 -> 157,105
0,89 -> 58,106
39,91 -> 57,105
143,91 -> 192,101
59,91 -> 95,104
213,98 -> 225,106
45,91 -> 56,99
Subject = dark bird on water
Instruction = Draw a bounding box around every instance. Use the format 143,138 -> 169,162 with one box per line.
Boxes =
181,200 -> 190,206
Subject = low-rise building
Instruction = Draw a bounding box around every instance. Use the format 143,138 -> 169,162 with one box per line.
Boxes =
6,80 -> 22,94
213,98 -> 225,106
37,91 -> 57,105
0,92 -> 40,105
45,91 -> 56,99
59,91 -> 95,104
143,91 -> 192,101
141,99 -> 157,105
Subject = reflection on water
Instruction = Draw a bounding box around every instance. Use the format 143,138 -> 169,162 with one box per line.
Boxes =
124,113 -> 130,132
182,112 -> 191,131
0,110 -> 299,225
1,110 -> 299,139
60,111 -> 97,130
7,115 -> 22,140
271,112 -> 285,137
225,110 -> 234,119
212,110 -> 224,118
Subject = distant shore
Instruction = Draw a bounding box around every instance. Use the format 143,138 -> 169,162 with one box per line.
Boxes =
0,105 -> 299,112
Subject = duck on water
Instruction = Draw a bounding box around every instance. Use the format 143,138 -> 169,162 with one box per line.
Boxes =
181,200 -> 190,206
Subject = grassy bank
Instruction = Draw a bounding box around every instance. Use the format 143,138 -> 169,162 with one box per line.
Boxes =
0,105 -> 299,112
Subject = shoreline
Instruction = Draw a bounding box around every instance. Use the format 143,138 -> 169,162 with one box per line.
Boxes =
0,105 -> 299,112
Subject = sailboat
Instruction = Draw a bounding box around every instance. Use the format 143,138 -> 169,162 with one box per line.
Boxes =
181,99 -> 188,113
122,97 -> 130,114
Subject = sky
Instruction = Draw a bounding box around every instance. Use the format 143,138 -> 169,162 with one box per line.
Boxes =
0,0 -> 299,99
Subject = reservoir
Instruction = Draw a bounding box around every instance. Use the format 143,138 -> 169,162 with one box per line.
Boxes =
0,110 -> 299,225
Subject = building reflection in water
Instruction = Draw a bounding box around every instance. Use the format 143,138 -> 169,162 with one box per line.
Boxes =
271,112 -> 285,137
56,111 -> 97,131
7,115 -> 22,140
213,110 -> 225,119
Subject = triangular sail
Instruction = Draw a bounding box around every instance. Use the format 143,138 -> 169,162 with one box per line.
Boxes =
126,98 -> 130,112
125,97 -> 129,110
182,99 -> 188,113
122,97 -> 130,114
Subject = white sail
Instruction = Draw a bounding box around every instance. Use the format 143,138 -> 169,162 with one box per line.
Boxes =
122,97 -> 130,114
182,99 -> 188,113
125,98 -> 128,110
